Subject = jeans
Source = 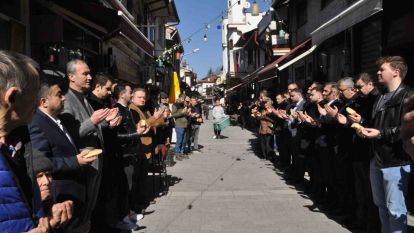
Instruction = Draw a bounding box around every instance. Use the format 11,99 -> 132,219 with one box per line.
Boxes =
192,125 -> 200,150
175,127 -> 186,154
370,159 -> 411,233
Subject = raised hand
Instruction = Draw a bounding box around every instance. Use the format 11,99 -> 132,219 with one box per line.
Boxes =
26,217 -> 49,233
91,108 -> 110,125
325,105 -> 338,117
137,124 -> 150,135
105,108 -> 119,122
317,104 -> 327,116
153,108 -> 165,119
359,127 -> 380,139
77,149 -> 97,165
336,113 -> 347,125
109,115 -> 122,128
348,112 -> 362,123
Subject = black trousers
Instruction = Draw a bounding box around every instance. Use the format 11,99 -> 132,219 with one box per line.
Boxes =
276,131 -> 291,167
130,158 -> 149,211
259,134 -> 273,159
317,146 -> 335,199
214,129 -> 221,136
240,115 -> 247,129
333,150 -> 355,215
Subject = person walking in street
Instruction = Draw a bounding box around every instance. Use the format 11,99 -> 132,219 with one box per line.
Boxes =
212,99 -> 226,139
357,56 -> 411,233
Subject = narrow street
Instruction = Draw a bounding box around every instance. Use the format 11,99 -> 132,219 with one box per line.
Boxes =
135,121 -> 352,233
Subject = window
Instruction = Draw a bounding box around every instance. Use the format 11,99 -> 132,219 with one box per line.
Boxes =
320,0 -> 333,9
296,0 -> 307,27
294,66 -> 305,87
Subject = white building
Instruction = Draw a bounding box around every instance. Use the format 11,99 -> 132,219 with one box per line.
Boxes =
222,0 -> 265,83
180,63 -> 196,87
196,75 -> 218,98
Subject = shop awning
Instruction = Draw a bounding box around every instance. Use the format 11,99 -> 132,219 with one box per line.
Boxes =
234,29 -> 257,48
44,0 -> 154,57
277,45 -> 317,71
311,0 -> 382,45
257,38 -> 311,78
226,83 -> 243,92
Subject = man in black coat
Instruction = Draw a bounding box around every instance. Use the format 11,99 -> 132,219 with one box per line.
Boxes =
337,73 -> 380,231
88,74 -> 138,231
113,84 -> 149,222
358,56 -> 412,233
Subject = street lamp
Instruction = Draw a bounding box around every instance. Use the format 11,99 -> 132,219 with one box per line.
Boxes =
183,48 -> 200,57
180,48 -> 200,65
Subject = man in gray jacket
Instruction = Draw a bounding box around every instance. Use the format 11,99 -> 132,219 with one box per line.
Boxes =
60,59 -> 120,232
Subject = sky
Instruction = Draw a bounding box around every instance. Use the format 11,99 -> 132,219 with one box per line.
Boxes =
175,0 -> 271,80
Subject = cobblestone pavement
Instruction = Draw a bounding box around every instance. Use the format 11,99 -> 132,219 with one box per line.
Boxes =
134,120 -> 355,233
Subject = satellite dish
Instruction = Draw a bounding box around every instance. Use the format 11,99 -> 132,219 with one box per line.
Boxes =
244,1 -> 251,9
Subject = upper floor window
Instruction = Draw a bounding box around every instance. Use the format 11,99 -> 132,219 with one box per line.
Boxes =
296,0 -> 307,27
320,0 -> 333,9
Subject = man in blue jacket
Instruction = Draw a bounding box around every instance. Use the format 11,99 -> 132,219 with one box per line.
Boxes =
0,50 -> 48,232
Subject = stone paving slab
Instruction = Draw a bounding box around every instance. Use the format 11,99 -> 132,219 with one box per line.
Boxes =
134,120 -> 352,233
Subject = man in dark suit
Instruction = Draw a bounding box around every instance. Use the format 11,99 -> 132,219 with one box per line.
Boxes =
29,77 -> 97,232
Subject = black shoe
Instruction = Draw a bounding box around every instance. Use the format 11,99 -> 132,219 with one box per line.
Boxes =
327,208 -> 346,217
346,221 -> 365,230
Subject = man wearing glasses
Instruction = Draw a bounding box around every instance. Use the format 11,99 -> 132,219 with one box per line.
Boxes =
325,78 -> 359,225
349,73 -> 381,231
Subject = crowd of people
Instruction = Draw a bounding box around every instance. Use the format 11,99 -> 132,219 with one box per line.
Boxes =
235,56 -> 414,233
0,50 -> 205,233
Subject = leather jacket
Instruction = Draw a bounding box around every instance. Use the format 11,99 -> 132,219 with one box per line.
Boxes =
114,103 -> 141,156
370,84 -> 411,167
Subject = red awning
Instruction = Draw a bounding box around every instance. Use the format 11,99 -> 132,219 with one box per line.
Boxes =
257,38 -> 311,78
